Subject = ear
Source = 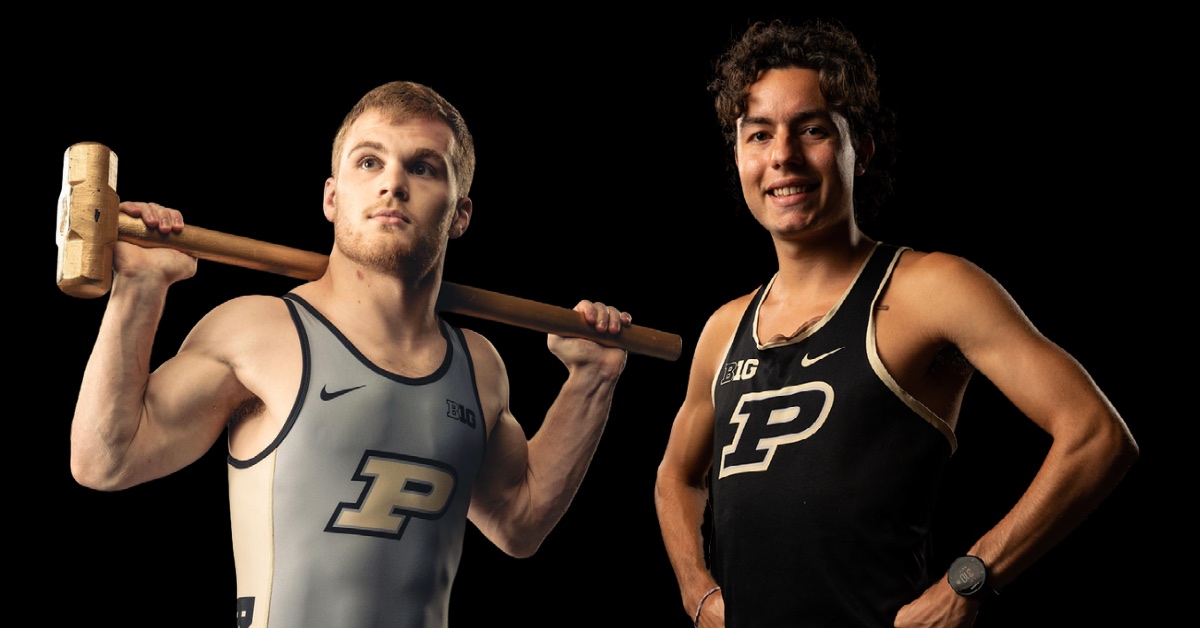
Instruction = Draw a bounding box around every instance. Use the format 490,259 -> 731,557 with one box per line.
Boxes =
449,197 -> 472,239
323,177 -> 337,222
854,136 -> 875,176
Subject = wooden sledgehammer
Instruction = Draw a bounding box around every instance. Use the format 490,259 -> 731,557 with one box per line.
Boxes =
55,142 -> 683,362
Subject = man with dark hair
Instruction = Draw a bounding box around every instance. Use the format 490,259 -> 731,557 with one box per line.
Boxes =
654,20 -> 1138,628
70,80 -> 633,628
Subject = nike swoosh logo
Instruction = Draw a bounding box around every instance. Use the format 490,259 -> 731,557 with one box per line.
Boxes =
800,347 -> 843,367
320,384 -> 365,401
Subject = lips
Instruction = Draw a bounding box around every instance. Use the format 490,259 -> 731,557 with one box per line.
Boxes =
770,183 -> 818,197
368,208 -> 412,224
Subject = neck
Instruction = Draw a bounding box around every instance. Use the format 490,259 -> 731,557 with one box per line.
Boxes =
297,248 -> 445,345
753,222 -> 875,344
770,220 -> 874,290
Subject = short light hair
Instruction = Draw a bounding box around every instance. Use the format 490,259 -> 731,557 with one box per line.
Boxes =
330,81 -> 476,198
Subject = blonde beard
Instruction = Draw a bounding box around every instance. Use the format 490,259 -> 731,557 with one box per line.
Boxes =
332,201 -> 447,283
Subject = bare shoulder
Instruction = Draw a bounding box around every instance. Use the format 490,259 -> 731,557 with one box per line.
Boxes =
890,250 -> 1016,313
186,294 -> 290,336
892,249 -> 993,290
686,290 -> 757,383
179,294 -> 295,360
459,327 -> 504,375
701,291 -> 757,345
889,248 -> 1039,350
208,294 -> 291,318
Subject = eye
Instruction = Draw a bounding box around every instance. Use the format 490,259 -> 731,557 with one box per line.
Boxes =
742,130 -> 771,145
358,156 -> 382,170
800,125 -> 830,139
410,161 -> 439,177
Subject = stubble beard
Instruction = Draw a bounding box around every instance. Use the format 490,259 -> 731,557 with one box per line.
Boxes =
333,200 -> 447,284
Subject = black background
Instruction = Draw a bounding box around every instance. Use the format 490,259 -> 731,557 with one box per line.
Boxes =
28,9 -> 1169,627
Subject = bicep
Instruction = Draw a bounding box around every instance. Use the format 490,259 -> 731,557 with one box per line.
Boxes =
660,390 -> 716,489
469,409 -> 529,519
144,348 -> 244,442
131,309 -> 255,480
660,310 -> 735,488
461,332 -> 527,520
970,326 -> 1120,447
937,258 -> 1119,437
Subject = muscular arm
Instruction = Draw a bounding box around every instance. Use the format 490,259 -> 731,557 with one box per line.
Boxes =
655,302 -> 744,626
467,301 -> 630,558
69,203 -> 252,491
895,254 -> 1139,626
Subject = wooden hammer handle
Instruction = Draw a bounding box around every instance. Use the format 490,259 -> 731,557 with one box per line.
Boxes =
117,214 -> 683,361
435,282 -> 682,362
118,213 -> 328,280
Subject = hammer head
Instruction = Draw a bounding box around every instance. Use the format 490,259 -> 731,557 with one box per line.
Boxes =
57,142 -> 120,298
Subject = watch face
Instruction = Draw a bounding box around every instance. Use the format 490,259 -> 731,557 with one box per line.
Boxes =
948,556 -> 987,596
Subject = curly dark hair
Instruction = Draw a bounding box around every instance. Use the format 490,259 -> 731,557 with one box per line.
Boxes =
709,19 -> 897,223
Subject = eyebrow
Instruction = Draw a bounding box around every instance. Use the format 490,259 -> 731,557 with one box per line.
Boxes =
346,142 -> 449,168
346,140 -> 386,156
738,109 -> 833,129
409,147 -> 449,167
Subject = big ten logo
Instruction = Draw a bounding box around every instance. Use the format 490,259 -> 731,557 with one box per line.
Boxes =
720,358 -> 759,385
446,399 -> 476,429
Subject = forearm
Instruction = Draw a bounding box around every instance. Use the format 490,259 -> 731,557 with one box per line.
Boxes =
512,364 -> 621,545
896,409 -> 1137,627
70,274 -> 169,490
968,412 -> 1138,588
655,467 -> 718,615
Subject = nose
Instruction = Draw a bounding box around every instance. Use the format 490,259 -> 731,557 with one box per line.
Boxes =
770,131 -> 803,170
380,166 -> 409,201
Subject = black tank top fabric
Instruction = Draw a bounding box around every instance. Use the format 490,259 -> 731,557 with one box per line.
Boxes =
710,243 -> 952,627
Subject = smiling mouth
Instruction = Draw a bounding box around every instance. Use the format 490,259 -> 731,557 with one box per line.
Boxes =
771,184 -> 818,197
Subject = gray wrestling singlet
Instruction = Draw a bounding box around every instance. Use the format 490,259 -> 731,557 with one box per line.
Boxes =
228,294 -> 487,628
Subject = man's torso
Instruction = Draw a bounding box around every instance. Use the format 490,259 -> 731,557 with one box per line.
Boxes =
228,293 -> 488,628
709,242 -> 955,627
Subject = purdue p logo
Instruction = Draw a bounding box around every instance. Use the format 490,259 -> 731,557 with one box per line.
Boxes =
718,382 -> 833,478
327,451 -> 458,539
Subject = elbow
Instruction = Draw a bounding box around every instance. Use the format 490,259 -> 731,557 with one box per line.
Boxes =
503,537 -> 544,560
492,525 -> 547,559
1078,413 -> 1139,482
655,458 -> 705,504
473,507 -> 551,559
654,457 -> 675,494
70,418 -> 144,491
1101,412 -> 1139,472
70,449 -> 131,492
70,460 -> 119,492
500,508 -> 562,558
1114,425 -> 1139,474
654,465 -> 671,509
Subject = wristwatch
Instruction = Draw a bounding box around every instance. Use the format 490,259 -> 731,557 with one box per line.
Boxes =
946,555 -> 1000,599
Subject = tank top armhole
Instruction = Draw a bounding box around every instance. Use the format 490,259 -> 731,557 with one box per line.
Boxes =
446,322 -> 489,450
709,332 -> 739,407
710,285 -> 768,405
229,295 -> 312,468
865,247 -> 958,454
